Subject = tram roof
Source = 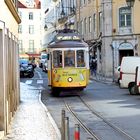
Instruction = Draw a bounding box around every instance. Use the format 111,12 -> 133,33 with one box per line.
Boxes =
48,40 -> 88,49
47,29 -> 89,48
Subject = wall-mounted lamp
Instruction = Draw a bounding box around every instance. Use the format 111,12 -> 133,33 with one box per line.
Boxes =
60,9 -> 65,16
126,0 -> 135,7
44,21 -> 56,31
44,24 -> 48,31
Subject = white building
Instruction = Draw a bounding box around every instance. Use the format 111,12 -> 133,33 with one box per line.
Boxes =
0,0 -> 21,138
42,0 -> 76,48
18,0 -> 42,59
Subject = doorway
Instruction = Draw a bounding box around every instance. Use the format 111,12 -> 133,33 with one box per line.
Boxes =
119,49 -> 134,64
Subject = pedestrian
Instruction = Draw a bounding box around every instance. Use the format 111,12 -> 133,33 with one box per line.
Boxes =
90,58 -> 97,76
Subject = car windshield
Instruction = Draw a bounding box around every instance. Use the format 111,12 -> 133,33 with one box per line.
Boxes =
41,55 -> 47,59
19,59 -> 29,65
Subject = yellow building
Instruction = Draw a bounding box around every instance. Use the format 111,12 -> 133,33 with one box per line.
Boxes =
112,0 -> 140,76
0,0 -> 21,138
75,0 -> 140,78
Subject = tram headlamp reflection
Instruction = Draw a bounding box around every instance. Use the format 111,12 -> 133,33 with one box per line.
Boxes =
68,77 -> 73,82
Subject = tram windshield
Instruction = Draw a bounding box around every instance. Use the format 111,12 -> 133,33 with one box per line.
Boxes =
77,50 -> 85,67
53,50 -> 86,68
53,51 -> 62,68
64,50 -> 75,67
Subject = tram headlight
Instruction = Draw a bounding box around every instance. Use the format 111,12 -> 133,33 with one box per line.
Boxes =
67,77 -> 73,82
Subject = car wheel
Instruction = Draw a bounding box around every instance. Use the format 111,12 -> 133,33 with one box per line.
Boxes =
117,78 -> 120,85
28,72 -> 34,78
128,84 -> 137,95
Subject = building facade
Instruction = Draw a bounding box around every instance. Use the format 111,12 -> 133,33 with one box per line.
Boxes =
18,0 -> 42,60
75,0 -> 140,78
42,0 -> 140,78
42,0 -> 76,47
111,0 -> 140,79
0,0 -> 21,138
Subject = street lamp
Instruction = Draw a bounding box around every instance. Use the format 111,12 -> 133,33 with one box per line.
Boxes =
126,0 -> 135,7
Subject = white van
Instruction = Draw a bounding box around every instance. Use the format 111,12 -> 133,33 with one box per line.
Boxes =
119,56 -> 140,89
39,53 -> 47,68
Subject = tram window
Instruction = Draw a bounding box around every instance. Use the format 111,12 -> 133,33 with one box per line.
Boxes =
77,50 -> 85,67
53,51 -> 62,68
64,50 -> 75,67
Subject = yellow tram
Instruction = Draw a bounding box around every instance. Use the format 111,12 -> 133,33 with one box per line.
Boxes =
47,29 -> 89,95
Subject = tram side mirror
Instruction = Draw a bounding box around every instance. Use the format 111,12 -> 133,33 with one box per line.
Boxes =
47,54 -> 49,60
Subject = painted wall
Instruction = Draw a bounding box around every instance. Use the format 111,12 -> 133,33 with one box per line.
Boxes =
18,8 -> 42,54
0,0 -> 19,36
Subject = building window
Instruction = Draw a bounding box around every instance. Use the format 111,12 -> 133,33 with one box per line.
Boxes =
29,12 -> 33,20
84,18 -> 87,34
18,25 -> 22,33
88,0 -> 91,3
29,25 -> 34,34
80,0 -> 85,7
93,13 -> 96,32
83,0 -> 86,5
119,7 -> 131,27
29,40 -> 35,53
99,12 -> 102,32
18,40 -> 24,54
12,0 -> 17,8
18,11 -> 22,19
89,16 -> 91,33
80,20 -> 83,35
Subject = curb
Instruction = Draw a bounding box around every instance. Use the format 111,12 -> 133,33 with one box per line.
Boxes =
38,93 -> 61,140
90,76 -> 114,85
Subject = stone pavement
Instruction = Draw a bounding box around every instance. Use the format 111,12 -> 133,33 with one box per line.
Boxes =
3,83 -> 60,140
90,73 -> 114,84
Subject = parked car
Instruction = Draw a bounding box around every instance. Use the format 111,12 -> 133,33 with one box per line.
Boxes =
42,59 -> 48,72
39,53 -> 47,68
19,59 -> 34,78
119,56 -> 140,89
114,66 -> 120,84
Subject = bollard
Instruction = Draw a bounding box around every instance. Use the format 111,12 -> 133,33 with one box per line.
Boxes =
61,109 -> 65,140
65,117 -> 69,140
74,124 -> 80,140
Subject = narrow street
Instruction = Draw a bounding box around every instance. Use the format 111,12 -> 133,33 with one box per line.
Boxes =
4,67 -> 140,140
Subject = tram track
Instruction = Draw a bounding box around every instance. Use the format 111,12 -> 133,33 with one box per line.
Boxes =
63,95 -> 136,140
65,102 -> 100,140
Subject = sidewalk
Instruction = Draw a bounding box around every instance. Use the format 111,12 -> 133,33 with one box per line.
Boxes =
90,73 -> 114,84
3,83 -> 60,140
